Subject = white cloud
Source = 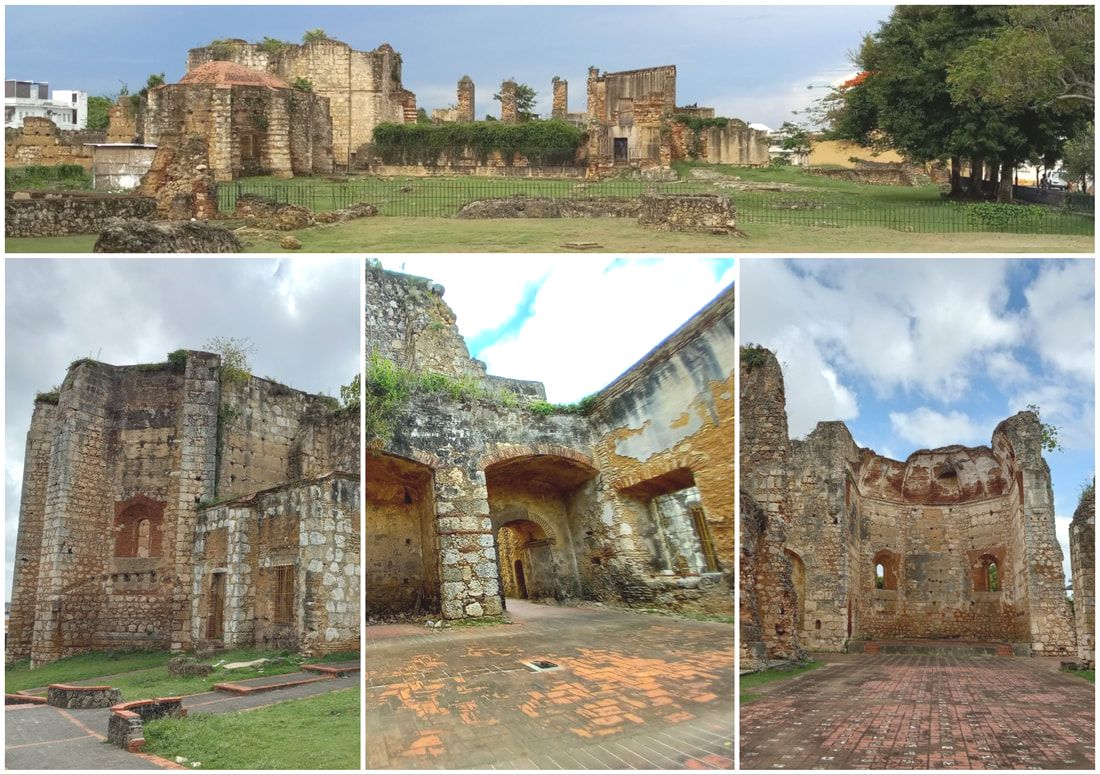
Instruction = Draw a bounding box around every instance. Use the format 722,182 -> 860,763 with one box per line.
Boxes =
889,407 -> 986,450
1024,260 -> 1095,383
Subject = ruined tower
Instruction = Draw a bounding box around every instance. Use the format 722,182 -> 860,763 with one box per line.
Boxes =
1070,487 -> 1095,667
551,77 -> 567,119
499,80 -> 518,123
457,76 -> 475,123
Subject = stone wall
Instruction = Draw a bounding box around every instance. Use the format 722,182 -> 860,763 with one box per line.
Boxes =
454,196 -> 640,220
106,97 -> 142,144
47,684 -> 122,709
136,133 -> 217,221
367,267 -> 735,620
108,698 -> 185,752
369,161 -> 587,178
806,166 -> 918,186
637,193 -> 737,234
192,474 -> 359,655
144,83 -> 332,182
5,192 -> 156,237
1070,489 -> 1095,667
670,119 -> 770,166
552,77 -> 568,119
586,65 -> 675,173
91,145 -> 157,191
739,347 -> 1077,657
9,352 -> 359,666
5,117 -> 102,169
187,38 -> 412,170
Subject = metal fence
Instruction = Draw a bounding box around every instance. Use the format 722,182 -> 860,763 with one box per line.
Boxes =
215,179 -> 1095,235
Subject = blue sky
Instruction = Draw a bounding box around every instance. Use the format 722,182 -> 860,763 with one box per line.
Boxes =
5,5 -> 891,128
741,258 -> 1095,583
376,256 -> 735,403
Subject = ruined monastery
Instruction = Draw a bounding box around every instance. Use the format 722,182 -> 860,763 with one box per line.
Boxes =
8,352 -> 360,667
740,348 -> 1092,669
366,264 -> 734,621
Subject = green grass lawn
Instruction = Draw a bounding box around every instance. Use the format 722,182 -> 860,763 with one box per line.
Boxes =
5,648 -> 358,700
1062,667 -> 1096,683
740,661 -> 822,704
7,218 -> 1092,254
142,687 -> 359,770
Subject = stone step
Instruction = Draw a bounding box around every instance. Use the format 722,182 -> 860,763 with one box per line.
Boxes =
854,639 -> 1025,657
302,661 -> 360,677
212,671 -> 328,696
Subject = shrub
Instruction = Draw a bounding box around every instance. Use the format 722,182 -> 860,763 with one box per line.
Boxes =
370,120 -> 584,166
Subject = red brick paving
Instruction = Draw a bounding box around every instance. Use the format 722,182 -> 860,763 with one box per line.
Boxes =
740,653 -> 1095,770
365,600 -> 734,769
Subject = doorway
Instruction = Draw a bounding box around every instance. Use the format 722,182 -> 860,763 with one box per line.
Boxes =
206,572 -> 225,640
614,137 -> 628,162
514,560 -> 528,599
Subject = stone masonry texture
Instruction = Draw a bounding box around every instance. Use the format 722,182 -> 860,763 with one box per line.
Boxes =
366,264 -> 734,621
739,348 -> 1078,667
8,352 -> 359,666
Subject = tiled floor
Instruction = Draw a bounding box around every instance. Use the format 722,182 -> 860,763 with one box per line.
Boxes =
364,600 -> 735,769
740,653 -> 1095,770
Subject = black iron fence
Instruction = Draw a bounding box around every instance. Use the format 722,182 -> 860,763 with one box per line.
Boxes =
214,178 -> 1095,235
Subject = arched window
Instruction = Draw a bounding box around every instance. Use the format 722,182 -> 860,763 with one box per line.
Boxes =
875,563 -> 885,589
113,495 -> 164,559
136,519 -> 152,558
979,553 -> 1001,592
873,550 -> 898,591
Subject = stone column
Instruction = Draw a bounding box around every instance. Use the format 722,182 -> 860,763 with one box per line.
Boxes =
168,351 -> 220,653
1070,493 -> 1095,667
435,469 -> 503,619
457,76 -> 475,123
551,77 -> 567,119
7,401 -> 58,662
499,80 -> 518,124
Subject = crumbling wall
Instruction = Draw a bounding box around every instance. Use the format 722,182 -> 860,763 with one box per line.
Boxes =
5,193 -> 156,237
670,119 -> 770,166
1070,488 -> 1095,667
4,117 -> 101,169
740,346 -> 1076,656
586,65 -> 675,173
187,38 -> 411,170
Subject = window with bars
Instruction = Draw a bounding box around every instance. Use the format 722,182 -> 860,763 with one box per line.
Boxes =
274,565 -> 294,625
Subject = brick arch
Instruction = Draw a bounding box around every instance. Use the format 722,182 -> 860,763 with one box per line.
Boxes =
477,443 -> 595,473
611,452 -> 705,493
493,511 -> 559,544
366,447 -> 441,471
114,494 -> 166,559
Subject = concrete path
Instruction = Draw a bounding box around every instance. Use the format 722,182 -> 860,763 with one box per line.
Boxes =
740,652 -> 1095,770
364,599 -> 735,769
6,674 -> 357,770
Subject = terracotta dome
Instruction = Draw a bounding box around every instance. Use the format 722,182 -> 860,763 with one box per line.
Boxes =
179,61 -> 291,89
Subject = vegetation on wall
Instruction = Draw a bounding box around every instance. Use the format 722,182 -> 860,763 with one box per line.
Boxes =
370,120 -> 583,166
203,336 -> 254,384
740,343 -> 771,370
5,165 -> 91,191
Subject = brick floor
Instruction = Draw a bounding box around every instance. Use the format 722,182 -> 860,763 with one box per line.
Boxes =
740,653 -> 1095,770
365,600 -> 734,769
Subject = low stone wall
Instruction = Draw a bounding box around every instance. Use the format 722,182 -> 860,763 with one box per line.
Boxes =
638,193 -> 737,234
5,192 -> 156,237
93,218 -> 242,253
47,684 -> 122,709
454,196 -> 641,219
371,163 -> 587,179
806,166 -> 917,186
5,693 -> 47,705
108,697 -> 186,752
5,117 -> 103,170
233,194 -> 378,231
644,571 -> 734,618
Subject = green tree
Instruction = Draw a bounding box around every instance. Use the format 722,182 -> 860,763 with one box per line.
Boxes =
494,82 -> 538,121
416,107 -> 430,124
340,373 -> 361,409
203,336 -> 254,384
302,28 -> 328,44
779,121 -> 814,161
1062,123 -> 1094,192
947,6 -> 1094,111
85,95 -> 113,131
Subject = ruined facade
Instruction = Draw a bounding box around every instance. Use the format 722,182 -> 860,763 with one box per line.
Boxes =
187,37 -> 415,170
8,352 -> 359,666
1070,488 -> 1095,667
144,61 -> 333,183
366,265 -> 734,621
740,348 -> 1077,668
4,116 -> 102,169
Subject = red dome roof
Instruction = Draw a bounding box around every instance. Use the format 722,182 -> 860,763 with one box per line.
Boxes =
180,61 -> 290,89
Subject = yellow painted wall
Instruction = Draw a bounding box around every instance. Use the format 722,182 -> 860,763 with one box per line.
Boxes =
809,140 -> 904,168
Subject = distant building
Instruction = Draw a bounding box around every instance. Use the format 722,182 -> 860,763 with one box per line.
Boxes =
4,81 -> 88,130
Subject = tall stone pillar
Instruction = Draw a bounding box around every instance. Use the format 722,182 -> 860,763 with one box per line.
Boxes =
457,76 -> 475,123
434,469 -> 503,619
551,77 -> 567,119
499,80 -> 518,123
1070,490 -> 1095,667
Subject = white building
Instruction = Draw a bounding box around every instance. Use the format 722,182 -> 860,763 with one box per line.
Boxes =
4,80 -> 88,130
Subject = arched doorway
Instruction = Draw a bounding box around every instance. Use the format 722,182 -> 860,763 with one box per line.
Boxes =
495,518 -> 555,601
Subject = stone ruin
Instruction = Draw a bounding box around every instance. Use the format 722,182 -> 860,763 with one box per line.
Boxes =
366,264 -> 734,621
739,348 -> 1081,669
8,352 -> 359,667
1070,486 -> 1095,668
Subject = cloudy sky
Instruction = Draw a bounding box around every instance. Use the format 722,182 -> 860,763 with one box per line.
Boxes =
375,256 -> 735,403
6,5 -> 889,129
741,258 -> 1096,581
4,258 -> 361,600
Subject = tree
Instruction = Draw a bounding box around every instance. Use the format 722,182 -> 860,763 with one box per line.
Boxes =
831,6 -> 1086,200
778,121 -> 814,162
85,96 -> 113,131
947,6 -> 1094,111
203,336 -> 254,384
416,107 -> 430,124
340,373 -> 361,409
1061,123 -> 1094,192
302,28 -> 328,44
494,81 -> 538,121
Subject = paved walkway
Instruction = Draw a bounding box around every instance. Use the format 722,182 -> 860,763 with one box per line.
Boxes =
740,653 -> 1095,770
365,599 -> 735,769
6,674 -> 357,770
